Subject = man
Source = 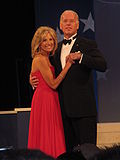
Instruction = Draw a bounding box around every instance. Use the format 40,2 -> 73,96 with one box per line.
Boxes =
30,10 -> 107,152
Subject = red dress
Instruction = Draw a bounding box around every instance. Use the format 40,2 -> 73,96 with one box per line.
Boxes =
28,66 -> 66,158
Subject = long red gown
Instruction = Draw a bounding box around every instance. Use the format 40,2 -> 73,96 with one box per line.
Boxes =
28,66 -> 66,158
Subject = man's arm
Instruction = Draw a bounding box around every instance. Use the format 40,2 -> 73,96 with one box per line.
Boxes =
29,73 -> 39,90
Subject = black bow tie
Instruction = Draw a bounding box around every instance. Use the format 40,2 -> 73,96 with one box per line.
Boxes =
63,39 -> 72,45
63,34 -> 77,45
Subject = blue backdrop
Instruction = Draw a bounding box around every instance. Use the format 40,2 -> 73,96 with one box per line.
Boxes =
34,0 -> 120,122
94,0 -> 120,122
34,0 -> 99,114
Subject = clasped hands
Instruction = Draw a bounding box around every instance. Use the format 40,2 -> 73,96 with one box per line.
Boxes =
66,51 -> 82,64
30,51 -> 82,89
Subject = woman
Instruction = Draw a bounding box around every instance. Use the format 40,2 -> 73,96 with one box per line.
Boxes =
28,26 -> 73,158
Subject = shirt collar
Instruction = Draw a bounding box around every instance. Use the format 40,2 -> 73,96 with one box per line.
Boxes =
64,33 -> 77,40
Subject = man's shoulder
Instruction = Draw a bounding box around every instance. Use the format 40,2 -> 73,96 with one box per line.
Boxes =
78,35 -> 95,43
77,35 -> 97,46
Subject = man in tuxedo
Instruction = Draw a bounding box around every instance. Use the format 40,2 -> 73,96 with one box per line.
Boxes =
30,10 -> 107,152
51,10 -> 107,152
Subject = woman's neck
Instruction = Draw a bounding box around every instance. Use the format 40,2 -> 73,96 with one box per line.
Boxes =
35,51 -> 49,57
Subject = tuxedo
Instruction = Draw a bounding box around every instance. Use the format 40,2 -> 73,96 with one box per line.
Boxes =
50,34 -> 107,151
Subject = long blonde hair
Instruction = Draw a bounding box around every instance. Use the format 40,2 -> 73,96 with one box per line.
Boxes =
31,26 -> 58,58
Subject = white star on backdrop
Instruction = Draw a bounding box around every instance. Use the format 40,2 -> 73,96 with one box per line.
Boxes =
96,69 -> 109,81
80,12 -> 94,32
56,27 -> 64,42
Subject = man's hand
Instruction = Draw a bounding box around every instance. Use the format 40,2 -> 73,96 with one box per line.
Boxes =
69,51 -> 82,61
29,74 -> 39,90
66,51 -> 82,64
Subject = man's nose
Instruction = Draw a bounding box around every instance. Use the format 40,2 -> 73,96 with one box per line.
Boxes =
66,21 -> 71,25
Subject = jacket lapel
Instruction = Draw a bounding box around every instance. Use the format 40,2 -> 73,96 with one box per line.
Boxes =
70,35 -> 83,53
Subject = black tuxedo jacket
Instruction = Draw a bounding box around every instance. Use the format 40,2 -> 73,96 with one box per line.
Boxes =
51,35 -> 107,118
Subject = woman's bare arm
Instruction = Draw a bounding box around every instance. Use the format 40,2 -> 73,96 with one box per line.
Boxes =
32,56 -> 72,90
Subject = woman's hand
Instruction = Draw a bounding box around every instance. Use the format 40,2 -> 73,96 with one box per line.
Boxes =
66,54 -> 75,64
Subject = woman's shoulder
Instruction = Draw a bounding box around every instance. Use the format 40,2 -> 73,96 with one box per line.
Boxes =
33,54 -> 44,60
32,55 -> 44,71
33,54 -> 47,64
32,54 -> 50,71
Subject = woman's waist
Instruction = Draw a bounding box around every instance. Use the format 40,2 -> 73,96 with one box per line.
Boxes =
36,85 -> 57,93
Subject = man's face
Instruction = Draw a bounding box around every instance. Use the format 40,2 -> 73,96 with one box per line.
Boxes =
60,11 -> 79,38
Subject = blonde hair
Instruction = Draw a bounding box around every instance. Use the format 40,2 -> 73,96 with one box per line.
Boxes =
60,10 -> 79,24
31,26 -> 58,58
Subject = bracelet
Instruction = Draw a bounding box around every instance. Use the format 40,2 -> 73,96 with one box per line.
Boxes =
60,74 -> 63,78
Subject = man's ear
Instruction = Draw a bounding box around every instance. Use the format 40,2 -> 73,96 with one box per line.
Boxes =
77,21 -> 79,30
60,22 -> 62,30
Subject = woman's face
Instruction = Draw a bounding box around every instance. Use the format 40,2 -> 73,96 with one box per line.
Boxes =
40,32 -> 54,54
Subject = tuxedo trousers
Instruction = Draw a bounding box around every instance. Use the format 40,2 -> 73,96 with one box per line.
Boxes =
62,115 -> 97,152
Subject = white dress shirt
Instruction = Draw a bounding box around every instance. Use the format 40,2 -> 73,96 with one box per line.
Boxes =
61,34 -> 77,69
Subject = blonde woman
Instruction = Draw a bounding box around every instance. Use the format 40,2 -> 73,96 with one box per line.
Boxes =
28,26 -> 73,158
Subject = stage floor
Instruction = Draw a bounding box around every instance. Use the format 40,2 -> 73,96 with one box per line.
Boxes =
0,108 -> 120,148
